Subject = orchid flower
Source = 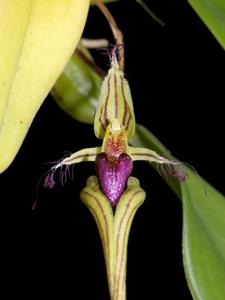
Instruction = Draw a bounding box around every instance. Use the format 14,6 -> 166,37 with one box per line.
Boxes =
45,49 -> 185,300
46,51 -> 185,207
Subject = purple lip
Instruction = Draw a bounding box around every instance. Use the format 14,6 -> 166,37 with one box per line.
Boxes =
95,153 -> 133,207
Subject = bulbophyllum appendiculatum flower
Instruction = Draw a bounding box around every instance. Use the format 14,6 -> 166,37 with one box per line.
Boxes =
44,49 -> 185,300
46,52 -> 185,206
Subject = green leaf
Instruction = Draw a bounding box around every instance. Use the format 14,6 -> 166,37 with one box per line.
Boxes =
188,0 -> 225,49
131,124 -> 225,300
52,48 -> 100,124
182,173 -> 225,300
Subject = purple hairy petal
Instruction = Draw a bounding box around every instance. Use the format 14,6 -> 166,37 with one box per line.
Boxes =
44,172 -> 56,189
174,166 -> 186,182
163,163 -> 186,183
95,153 -> 133,207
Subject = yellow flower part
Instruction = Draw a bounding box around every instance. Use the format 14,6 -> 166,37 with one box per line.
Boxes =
94,54 -> 136,140
49,52 -> 185,206
0,0 -> 90,173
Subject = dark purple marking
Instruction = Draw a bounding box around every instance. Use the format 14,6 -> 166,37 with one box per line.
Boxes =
115,190 -> 142,275
125,113 -> 132,131
95,153 -> 133,207
82,190 -> 109,250
99,105 -> 106,131
131,152 -> 174,164
63,153 -> 96,164
115,190 -> 141,257
130,152 -> 156,159
85,204 -> 107,252
103,74 -> 111,123
120,75 -> 128,126
114,74 -> 118,118
115,199 -> 142,298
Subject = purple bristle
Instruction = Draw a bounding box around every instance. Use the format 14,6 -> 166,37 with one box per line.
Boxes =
44,172 -> 56,189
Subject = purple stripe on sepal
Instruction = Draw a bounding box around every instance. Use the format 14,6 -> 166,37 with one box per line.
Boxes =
95,153 -> 133,207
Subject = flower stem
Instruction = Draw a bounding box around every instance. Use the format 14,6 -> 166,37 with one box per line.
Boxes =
92,0 -> 124,71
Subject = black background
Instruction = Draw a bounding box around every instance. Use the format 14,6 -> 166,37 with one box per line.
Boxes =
1,0 -> 224,299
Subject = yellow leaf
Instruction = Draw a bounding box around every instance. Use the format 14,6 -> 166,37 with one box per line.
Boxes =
0,0 -> 90,173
